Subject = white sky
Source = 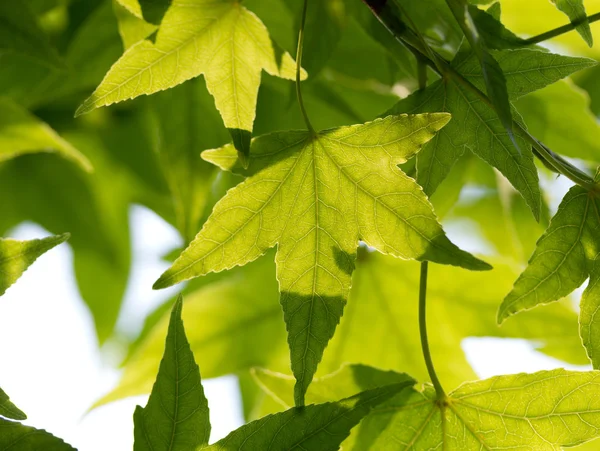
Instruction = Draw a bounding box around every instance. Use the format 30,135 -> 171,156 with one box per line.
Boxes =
0,205 -> 590,450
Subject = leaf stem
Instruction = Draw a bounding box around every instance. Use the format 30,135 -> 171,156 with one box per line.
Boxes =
522,12 -> 600,45
362,1 -> 598,192
419,261 -> 446,400
296,0 -> 315,135
417,57 -> 427,90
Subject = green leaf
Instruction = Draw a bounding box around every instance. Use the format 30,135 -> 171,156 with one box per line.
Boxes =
445,0 -> 517,154
0,387 -> 26,421
514,80 -> 600,162
0,419 -> 75,451
256,366 -> 600,450
77,0 -> 303,161
550,0 -> 593,47
207,383 -> 409,451
102,250 -> 585,411
389,48 -> 595,215
155,114 -> 490,405
133,295 -> 211,451
0,98 -> 92,171
499,186 -> 598,324
0,233 -> 69,297
0,2 -> 63,69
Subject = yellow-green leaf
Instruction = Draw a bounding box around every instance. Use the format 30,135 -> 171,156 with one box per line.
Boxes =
77,0 -> 303,159
0,233 -> 69,297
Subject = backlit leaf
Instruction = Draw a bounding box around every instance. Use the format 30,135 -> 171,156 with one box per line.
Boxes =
155,113 -> 490,405
0,233 -> 69,297
389,48 -> 595,217
77,0 -> 303,160
0,98 -> 91,171
256,366 -> 600,450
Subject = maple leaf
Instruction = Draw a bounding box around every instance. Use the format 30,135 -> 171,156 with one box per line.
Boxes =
389,48 -> 596,218
255,365 -> 600,450
152,112 -> 493,405
0,387 -> 26,421
76,0 -> 303,161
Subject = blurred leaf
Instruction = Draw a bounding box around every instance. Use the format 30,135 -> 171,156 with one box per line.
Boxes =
157,114 -> 490,405
0,98 -> 91,171
468,4 -> 528,49
0,419 -> 75,450
551,0 -> 593,46
0,387 -> 27,421
0,132 -> 134,342
257,365 -> 600,450
515,80 -> 600,162
77,0 -> 303,161
143,79 -> 230,243
0,233 -> 69,297
0,2 -> 63,68
133,296 -> 210,451
389,48 -> 595,216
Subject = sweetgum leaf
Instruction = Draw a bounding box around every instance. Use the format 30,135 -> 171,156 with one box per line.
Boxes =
133,295 -> 210,450
155,113 -> 490,405
551,0 -> 593,47
0,387 -> 26,421
389,48 -> 595,216
0,98 -> 91,171
0,419 -> 75,450
0,234 -> 69,297
256,366 -> 600,450
77,0 -> 304,160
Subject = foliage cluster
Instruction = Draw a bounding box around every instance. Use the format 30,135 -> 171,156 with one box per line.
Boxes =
2,0 -> 600,449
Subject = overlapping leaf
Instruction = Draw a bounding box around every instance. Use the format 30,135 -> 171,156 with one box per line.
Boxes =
500,185 -> 600,368
134,293 -> 409,450
0,234 -> 69,297
389,48 -> 595,217
256,365 -> 600,450
100,248 -> 585,410
154,113 -> 491,405
77,0 -> 303,160
0,98 -> 91,171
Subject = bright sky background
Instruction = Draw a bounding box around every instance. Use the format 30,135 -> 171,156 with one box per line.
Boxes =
0,203 -> 590,451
